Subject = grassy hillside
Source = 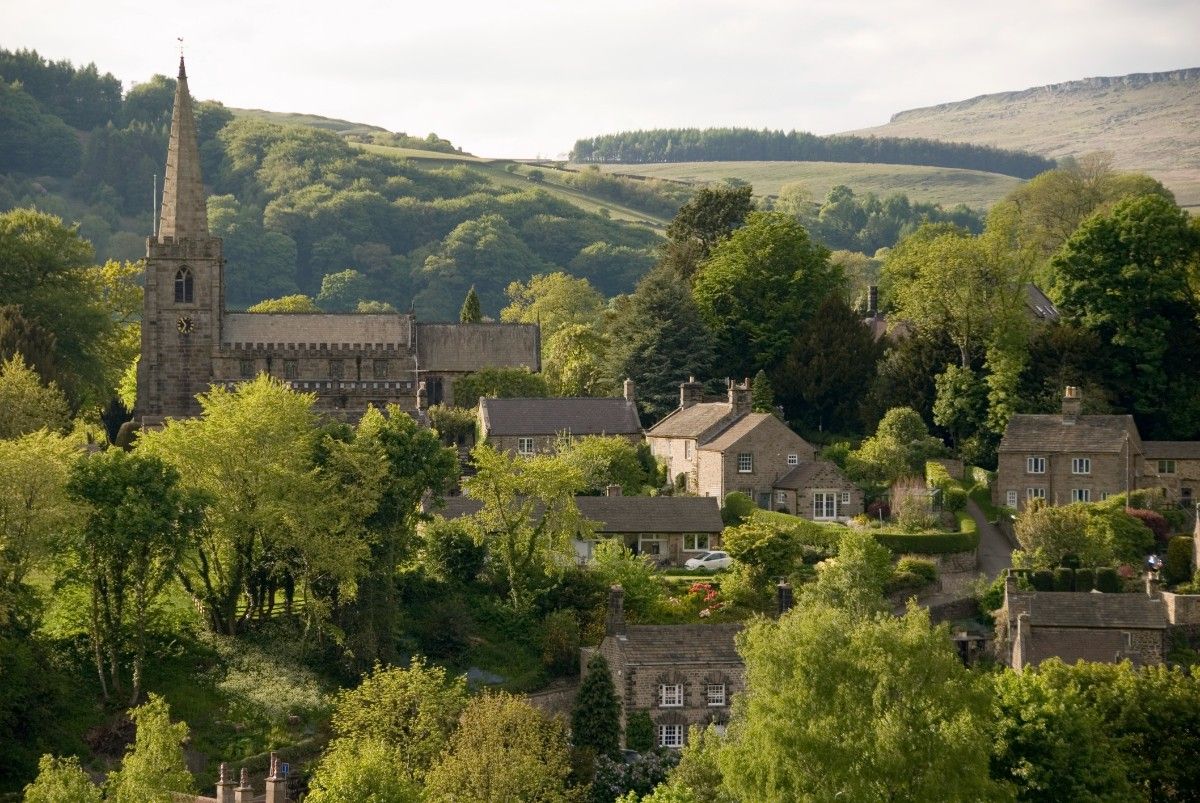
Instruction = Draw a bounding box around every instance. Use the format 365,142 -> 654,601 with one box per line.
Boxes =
229,107 -> 389,136
569,160 -> 1022,209
846,68 -> 1200,208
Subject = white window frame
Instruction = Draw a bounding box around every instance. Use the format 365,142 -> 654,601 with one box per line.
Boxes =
658,724 -> 685,748
776,490 -> 788,505
1100,491 -> 1110,501
684,440 -> 693,460
1006,490 -> 1018,508
1072,457 -> 1091,475
813,492 -> 837,520
737,453 -> 753,473
1027,456 -> 1046,474
787,453 -> 799,466
839,491 -> 851,504
1159,459 -> 1176,475
1026,487 -> 1046,500
706,684 -> 726,707
517,437 -> 535,456
683,533 -> 710,552
659,683 -> 683,708
639,536 -> 664,557
1071,488 -> 1091,503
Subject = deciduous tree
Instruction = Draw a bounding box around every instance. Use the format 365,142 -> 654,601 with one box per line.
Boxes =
0,354 -> 69,438
104,695 -> 194,803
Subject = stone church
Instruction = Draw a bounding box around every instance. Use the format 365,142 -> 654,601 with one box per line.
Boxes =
136,58 -> 540,425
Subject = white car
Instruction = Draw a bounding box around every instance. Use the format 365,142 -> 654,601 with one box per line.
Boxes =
685,551 -> 733,571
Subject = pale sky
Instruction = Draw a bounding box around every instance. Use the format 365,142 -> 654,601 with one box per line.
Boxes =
5,0 -> 1198,158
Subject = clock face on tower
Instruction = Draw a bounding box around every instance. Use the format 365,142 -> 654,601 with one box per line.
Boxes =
177,316 -> 194,334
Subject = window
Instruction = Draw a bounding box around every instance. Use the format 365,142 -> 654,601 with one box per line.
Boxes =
174,267 -> 194,304
329,359 -> 344,380
776,490 -> 788,505
283,360 -> 297,380
813,492 -> 837,519
658,724 -> 685,748
683,534 -> 710,552
737,453 -> 753,473
684,441 -> 693,459
1026,456 -> 1046,474
1072,488 -> 1091,502
1100,491 -> 1110,501
839,491 -> 850,504
787,453 -> 799,466
373,359 -> 388,380
1159,459 -> 1177,475
1072,458 -> 1091,475
1026,487 -> 1046,500
239,359 -> 254,379
639,536 -> 664,556
659,684 -> 683,707
1006,490 -> 1018,508
517,437 -> 535,456
706,684 -> 726,706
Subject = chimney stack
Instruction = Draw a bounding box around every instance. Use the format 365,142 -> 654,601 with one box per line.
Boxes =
606,585 -> 626,636
234,768 -> 253,803
777,581 -> 793,616
216,763 -> 235,803
867,285 -> 879,317
623,378 -> 636,403
680,377 -> 703,409
606,484 -> 622,497
729,378 -> 751,417
1062,386 -> 1082,424
1146,570 -> 1162,600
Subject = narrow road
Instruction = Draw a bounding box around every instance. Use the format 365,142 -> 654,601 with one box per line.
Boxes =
968,498 -> 1013,579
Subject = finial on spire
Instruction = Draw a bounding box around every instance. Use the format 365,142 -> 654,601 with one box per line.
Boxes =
177,38 -> 186,78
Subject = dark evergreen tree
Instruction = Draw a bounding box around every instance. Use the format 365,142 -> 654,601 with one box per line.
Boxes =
571,653 -> 621,760
459,285 -> 483,323
661,185 -> 755,283
859,330 -> 957,435
751,369 -> 775,413
608,266 -> 716,423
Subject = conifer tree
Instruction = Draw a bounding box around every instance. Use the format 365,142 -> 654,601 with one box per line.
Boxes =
459,285 -> 483,323
571,653 -> 621,759
750,370 -> 774,413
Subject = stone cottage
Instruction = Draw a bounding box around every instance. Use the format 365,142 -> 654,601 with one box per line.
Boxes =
647,379 -> 816,508
771,460 -> 864,522
1141,441 -> 1200,509
136,58 -> 539,426
478,380 -> 643,457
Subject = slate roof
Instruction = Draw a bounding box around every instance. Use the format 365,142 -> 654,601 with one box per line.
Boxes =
437,495 -> 724,534
700,413 -> 782,452
773,460 -> 849,490
1026,592 -> 1167,629
479,397 -> 641,437
610,623 -> 743,665
1143,441 -> 1200,460
647,402 -> 734,439
223,312 -> 411,347
1025,284 -> 1060,322
999,414 -> 1141,454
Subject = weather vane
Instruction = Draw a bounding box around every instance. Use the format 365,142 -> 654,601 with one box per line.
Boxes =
177,37 -> 184,58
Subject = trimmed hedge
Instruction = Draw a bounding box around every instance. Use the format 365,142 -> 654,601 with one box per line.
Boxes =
872,508 -> 979,554
1074,568 -> 1095,592
1095,567 -> 1119,593
1053,567 -> 1074,591
1032,570 -> 1054,591
1165,535 -> 1193,585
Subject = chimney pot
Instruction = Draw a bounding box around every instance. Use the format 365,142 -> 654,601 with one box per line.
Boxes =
606,585 -> 626,636
606,484 -> 622,497
1062,386 -> 1082,423
623,378 -> 635,403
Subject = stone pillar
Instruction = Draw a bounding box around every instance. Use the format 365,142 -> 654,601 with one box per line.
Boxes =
606,585 -> 625,636
265,752 -> 287,803
234,768 -> 253,803
1146,571 -> 1162,600
215,763 -> 236,803
776,581 -> 793,616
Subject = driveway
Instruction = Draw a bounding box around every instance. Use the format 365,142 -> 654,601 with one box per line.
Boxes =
968,498 -> 1013,579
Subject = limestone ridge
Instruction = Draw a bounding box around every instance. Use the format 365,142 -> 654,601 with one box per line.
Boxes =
890,67 -> 1200,123
158,56 -> 209,242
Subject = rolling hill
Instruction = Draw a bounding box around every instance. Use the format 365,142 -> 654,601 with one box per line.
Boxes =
847,68 -> 1200,208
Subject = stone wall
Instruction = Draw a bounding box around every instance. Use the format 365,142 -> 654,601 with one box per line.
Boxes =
525,681 -> 579,717
621,663 -> 742,745
995,447 -> 1136,512
703,417 -> 815,504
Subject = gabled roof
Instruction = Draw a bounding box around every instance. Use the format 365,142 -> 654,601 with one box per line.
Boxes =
479,397 -> 641,437
1025,591 -> 1166,629
1143,441 -> 1200,460
999,414 -> 1142,454
437,494 -> 724,534
647,402 -> 734,440
773,460 -> 850,490
609,623 -> 743,665
699,413 -> 797,453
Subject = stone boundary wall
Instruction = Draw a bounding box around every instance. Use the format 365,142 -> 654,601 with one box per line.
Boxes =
525,681 -> 580,717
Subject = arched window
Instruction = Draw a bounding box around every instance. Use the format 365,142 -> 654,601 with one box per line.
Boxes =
174,267 -> 194,304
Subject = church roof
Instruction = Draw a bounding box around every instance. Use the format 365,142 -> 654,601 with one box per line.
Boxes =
158,57 -> 209,242
222,313 -> 412,347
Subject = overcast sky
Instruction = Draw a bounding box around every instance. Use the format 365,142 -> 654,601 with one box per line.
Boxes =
6,0 -> 1198,157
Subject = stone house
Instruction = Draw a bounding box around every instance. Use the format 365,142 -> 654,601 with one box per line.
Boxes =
136,58 -> 538,426
994,386 -> 1142,512
1141,441 -> 1200,509
438,491 -> 724,567
771,460 -> 864,522
478,380 -> 642,457
583,587 -> 744,749
647,379 -> 816,508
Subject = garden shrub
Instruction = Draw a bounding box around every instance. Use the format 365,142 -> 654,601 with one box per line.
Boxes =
942,486 -> 967,513
1053,567 -> 1074,591
1165,536 -> 1193,585
1125,509 -> 1171,547
892,477 -> 936,532
624,710 -> 654,753
422,517 -> 486,585
866,500 -> 890,520
925,461 -> 954,491
1095,567 -> 1120,593
589,541 -> 664,622
540,610 -> 580,676
896,557 -> 938,585
1074,568 -> 1095,592
721,492 -> 755,526
1032,570 -> 1054,591
872,529 -> 979,554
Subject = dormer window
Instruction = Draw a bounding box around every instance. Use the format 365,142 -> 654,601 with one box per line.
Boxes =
174,267 -> 194,304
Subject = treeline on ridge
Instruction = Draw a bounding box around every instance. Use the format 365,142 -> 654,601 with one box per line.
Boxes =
571,127 -> 1056,179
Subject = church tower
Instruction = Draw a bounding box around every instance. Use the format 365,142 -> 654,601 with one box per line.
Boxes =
136,56 -> 223,423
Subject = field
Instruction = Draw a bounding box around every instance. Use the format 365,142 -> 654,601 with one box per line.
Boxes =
570,160 -> 1023,209
229,107 -> 388,136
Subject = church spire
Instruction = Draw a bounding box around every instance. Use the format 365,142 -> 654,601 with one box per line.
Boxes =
157,55 -> 208,242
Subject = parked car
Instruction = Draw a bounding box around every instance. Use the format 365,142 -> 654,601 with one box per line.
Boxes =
685,551 -> 732,571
